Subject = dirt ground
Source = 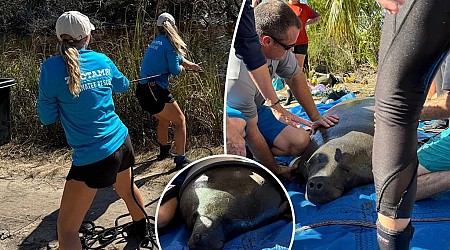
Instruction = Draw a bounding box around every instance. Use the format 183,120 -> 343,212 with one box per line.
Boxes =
0,145 -> 223,250
278,67 -> 377,106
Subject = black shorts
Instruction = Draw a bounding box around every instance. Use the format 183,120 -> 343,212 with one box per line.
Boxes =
136,82 -> 175,116
66,135 -> 135,189
293,44 -> 308,55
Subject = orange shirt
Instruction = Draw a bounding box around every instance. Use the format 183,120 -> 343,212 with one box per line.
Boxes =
286,2 -> 319,45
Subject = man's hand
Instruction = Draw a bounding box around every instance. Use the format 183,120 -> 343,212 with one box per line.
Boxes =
311,115 -> 339,133
276,163 -> 299,182
376,0 -> 405,14
271,103 -> 313,128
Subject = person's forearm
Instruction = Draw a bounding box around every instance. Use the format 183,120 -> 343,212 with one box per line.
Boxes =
306,16 -> 320,26
420,91 -> 450,120
376,0 -> 404,14
246,121 -> 280,174
416,170 -> 450,200
287,72 -> 321,121
249,64 -> 280,105
182,59 -> 194,67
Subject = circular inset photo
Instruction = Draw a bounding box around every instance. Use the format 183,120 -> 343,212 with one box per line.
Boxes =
155,155 -> 295,250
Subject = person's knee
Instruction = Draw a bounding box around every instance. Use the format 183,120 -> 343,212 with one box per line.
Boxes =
158,118 -> 170,127
157,209 -> 172,228
114,183 -> 135,202
172,113 -> 186,127
228,117 -> 246,137
287,129 -> 310,155
273,128 -> 310,155
157,198 -> 178,228
417,164 -> 431,176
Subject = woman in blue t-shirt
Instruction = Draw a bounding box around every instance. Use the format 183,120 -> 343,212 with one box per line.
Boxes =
37,11 -> 148,248
137,13 -> 201,169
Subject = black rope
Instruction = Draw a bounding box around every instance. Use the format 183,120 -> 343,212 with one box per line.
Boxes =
79,198 -> 160,249
129,69 -> 205,84
130,74 -> 165,84
79,162 -> 160,250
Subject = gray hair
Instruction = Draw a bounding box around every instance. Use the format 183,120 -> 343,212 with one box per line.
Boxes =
254,0 -> 301,41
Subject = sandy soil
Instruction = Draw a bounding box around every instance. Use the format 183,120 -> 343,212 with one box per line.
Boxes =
0,146 -> 223,250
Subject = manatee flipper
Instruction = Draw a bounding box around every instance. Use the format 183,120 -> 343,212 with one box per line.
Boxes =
277,201 -> 292,220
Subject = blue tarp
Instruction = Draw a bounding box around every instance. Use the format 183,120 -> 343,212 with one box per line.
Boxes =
160,93 -> 450,249
158,217 -> 293,249
287,182 -> 450,250
284,94 -> 450,249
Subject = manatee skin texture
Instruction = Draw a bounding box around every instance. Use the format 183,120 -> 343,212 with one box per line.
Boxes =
297,98 -> 375,204
180,166 -> 288,250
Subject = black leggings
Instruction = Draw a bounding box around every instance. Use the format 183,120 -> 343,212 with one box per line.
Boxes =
373,0 -> 450,219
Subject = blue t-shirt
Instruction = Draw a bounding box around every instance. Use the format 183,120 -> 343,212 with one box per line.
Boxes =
37,49 -> 130,166
139,34 -> 184,89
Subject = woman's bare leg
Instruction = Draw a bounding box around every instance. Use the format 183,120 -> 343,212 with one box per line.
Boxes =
57,180 -> 97,250
155,102 -> 186,156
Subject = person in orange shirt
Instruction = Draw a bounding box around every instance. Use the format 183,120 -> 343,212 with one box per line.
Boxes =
285,0 -> 320,105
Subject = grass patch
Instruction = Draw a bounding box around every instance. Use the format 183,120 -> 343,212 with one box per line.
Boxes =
0,20 -> 230,156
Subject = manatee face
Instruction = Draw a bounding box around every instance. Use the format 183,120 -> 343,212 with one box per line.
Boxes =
305,151 -> 345,204
305,132 -> 374,204
292,98 -> 376,204
188,214 -> 225,250
182,177 -> 236,250
180,167 -> 288,249
184,179 -> 234,250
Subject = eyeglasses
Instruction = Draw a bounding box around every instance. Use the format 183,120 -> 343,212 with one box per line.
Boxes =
268,35 -> 296,50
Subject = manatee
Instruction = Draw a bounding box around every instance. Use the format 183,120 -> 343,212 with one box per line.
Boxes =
179,157 -> 291,250
294,97 -> 375,204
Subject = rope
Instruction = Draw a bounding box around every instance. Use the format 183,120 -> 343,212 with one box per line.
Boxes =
295,217 -> 450,233
296,220 -> 377,233
78,145 -> 215,249
79,198 -> 159,249
129,69 -> 204,84
79,160 -> 160,250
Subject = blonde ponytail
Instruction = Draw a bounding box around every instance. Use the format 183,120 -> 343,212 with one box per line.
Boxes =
161,21 -> 187,57
58,36 -> 82,97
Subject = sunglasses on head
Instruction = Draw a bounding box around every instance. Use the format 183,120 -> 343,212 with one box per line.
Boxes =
268,35 -> 295,50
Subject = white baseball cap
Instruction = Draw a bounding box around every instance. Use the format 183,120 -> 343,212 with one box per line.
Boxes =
56,11 -> 95,41
157,12 -> 176,27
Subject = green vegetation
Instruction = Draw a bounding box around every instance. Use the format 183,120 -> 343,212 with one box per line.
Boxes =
306,0 -> 384,72
1,0 -> 387,154
0,1 -> 235,153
